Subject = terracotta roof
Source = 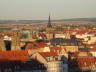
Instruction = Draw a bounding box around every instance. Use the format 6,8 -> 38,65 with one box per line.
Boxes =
48,30 -> 61,33
0,50 -> 29,62
77,30 -> 88,34
87,44 -> 96,46
90,48 -> 96,52
76,57 -> 96,67
93,27 -> 96,30
26,43 -> 37,49
39,52 -> 58,57
73,52 -> 92,57
26,42 -> 47,50
38,33 -> 47,39
88,30 -> 96,34
50,47 -> 61,52
36,42 -> 47,48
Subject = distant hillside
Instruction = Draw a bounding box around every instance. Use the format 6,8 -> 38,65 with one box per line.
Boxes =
0,20 -> 44,24
62,18 -> 96,22
0,18 -> 96,24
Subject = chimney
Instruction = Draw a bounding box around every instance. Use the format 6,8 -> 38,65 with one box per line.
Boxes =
4,35 -> 12,51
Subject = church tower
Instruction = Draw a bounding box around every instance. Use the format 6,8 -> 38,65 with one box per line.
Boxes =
47,14 -> 52,28
46,14 -> 55,40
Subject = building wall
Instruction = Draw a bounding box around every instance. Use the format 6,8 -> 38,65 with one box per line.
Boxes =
31,53 -> 68,72
64,46 -> 78,52
55,34 -> 66,38
31,53 -> 47,64
47,61 -> 68,72
87,36 -> 96,44
90,52 -> 96,57
46,33 -> 53,40
76,34 -> 93,39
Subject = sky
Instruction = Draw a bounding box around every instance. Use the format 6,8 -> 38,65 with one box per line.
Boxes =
0,0 -> 96,20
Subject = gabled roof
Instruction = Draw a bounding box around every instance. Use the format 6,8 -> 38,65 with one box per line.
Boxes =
90,48 -> 96,52
77,30 -> 88,34
88,30 -> 96,34
73,52 -> 92,57
39,52 -> 58,57
38,33 -> 47,38
36,42 -> 47,48
50,47 -> 61,52
0,50 -> 29,62
26,43 -> 37,49
26,42 -> 47,50
50,38 -> 79,45
76,57 -> 96,67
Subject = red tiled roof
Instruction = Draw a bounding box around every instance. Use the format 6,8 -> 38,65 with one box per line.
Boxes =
39,52 -> 58,57
26,42 -> 47,50
93,27 -> 96,30
90,48 -> 96,52
76,57 -> 96,67
73,52 -> 92,57
88,31 -> 96,34
87,44 -> 96,46
77,30 -> 88,34
0,50 -> 29,62
38,33 -> 47,39
51,31 -> 64,34
26,44 -> 37,49
50,47 -> 61,52
36,42 -> 47,48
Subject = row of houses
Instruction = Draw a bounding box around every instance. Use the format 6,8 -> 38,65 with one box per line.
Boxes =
0,50 -> 68,72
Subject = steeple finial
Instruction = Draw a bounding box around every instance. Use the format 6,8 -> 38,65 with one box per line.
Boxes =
47,13 -> 52,28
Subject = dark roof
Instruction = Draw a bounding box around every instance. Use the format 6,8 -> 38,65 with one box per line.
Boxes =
79,48 -> 90,52
50,38 -> 81,46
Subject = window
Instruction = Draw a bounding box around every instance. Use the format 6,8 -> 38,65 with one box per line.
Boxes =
84,62 -> 87,66
47,57 -> 50,62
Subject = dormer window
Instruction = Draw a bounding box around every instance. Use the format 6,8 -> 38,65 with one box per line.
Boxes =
47,57 -> 50,62
50,56 -> 53,61
84,62 -> 87,66
58,56 -> 61,61
47,56 -> 53,62
57,50 -> 59,54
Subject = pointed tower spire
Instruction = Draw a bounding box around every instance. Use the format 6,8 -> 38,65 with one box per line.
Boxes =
47,13 -> 52,28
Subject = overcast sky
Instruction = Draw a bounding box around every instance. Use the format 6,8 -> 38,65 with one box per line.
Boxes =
0,0 -> 96,20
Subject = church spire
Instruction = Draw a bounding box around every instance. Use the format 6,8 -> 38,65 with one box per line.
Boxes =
47,13 -> 52,28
